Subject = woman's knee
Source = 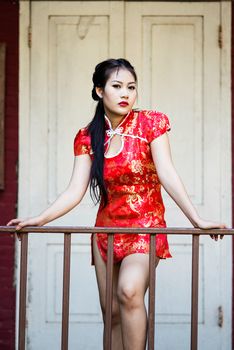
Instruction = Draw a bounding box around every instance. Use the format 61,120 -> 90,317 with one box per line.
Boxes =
117,283 -> 142,309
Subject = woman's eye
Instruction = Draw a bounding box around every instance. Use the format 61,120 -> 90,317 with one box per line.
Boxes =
112,84 -> 121,89
129,86 -> 136,90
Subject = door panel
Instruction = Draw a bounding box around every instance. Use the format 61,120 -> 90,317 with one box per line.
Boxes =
27,2 -> 124,349
126,2 -> 231,349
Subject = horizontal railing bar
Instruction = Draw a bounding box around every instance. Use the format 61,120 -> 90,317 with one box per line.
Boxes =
1,226 -> 233,235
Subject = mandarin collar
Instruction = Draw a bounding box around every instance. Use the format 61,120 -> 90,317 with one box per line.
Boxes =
104,110 -> 133,131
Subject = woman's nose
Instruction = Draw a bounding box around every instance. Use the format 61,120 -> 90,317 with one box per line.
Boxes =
120,88 -> 129,98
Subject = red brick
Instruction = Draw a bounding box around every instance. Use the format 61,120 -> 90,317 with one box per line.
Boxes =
0,245 -> 15,253
0,331 -> 14,347
0,193 -> 16,201
0,234 -> 15,241
0,309 -> 14,319
0,267 -> 14,279
0,321 -> 15,332
0,277 -> 15,286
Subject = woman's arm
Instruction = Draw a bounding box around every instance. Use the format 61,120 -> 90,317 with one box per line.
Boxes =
7,154 -> 92,230
150,133 -> 226,236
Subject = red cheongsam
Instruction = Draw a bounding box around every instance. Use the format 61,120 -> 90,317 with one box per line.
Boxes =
74,109 -> 172,264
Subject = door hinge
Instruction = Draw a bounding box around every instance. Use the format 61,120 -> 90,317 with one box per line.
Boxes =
28,25 -> 32,48
218,305 -> 223,327
218,24 -> 223,49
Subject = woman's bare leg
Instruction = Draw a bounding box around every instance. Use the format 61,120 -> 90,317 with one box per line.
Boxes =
92,234 -> 123,350
117,254 -> 159,350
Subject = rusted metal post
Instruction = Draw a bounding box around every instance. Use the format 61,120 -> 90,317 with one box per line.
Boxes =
148,234 -> 156,350
18,233 -> 28,350
61,233 -> 71,350
104,233 -> 114,350
191,234 -> 200,350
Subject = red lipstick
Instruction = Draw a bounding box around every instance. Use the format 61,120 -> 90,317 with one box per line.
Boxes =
118,101 -> 129,107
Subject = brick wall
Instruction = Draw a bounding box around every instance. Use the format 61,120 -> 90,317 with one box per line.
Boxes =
0,0 -> 19,349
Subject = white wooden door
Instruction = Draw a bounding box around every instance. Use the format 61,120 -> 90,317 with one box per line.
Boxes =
126,2 -> 231,350
19,1 -> 231,349
20,2 -> 124,349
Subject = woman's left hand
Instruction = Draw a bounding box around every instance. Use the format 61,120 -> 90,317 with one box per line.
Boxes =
194,218 -> 227,241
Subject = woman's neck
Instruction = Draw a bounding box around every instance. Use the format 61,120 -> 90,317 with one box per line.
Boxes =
105,112 -> 128,130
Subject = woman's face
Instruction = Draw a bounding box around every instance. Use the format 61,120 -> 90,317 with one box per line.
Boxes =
96,68 -> 137,119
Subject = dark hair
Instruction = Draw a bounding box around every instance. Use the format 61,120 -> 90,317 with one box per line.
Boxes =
88,58 -> 137,206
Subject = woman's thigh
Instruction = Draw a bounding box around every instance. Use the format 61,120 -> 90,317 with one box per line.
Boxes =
117,253 -> 160,301
92,234 -> 120,312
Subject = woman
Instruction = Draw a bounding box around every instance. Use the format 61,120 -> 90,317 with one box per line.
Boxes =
8,58 -> 225,350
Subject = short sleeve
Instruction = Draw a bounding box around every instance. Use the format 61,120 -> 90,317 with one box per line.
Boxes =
145,111 -> 171,143
73,128 -> 92,156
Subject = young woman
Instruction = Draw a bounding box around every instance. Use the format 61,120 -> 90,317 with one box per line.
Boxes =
8,58 -> 225,350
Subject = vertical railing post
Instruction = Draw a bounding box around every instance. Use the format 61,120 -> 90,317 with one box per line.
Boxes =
18,233 -> 28,350
61,233 -> 71,350
104,233 -> 114,350
148,234 -> 156,350
191,234 -> 200,350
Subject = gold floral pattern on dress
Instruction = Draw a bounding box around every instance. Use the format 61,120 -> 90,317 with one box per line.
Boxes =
126,193 -> 144,213
130,159 -> 144,175
74,109 -> 172,264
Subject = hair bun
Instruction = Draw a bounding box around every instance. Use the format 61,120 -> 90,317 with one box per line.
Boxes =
92,87 -> 100,101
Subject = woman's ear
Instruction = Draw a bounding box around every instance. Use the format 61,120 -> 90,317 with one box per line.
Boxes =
95,86 -> 103,99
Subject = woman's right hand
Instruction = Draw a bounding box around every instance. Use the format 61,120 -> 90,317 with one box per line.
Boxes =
7,216 -> 44,240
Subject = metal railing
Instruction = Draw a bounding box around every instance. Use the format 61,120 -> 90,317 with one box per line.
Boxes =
0,226 -> 232,350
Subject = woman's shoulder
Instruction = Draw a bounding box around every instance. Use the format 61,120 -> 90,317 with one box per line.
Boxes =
135,109 -> 169,121
75,125 -> 90,137
134,109 -> 171,142
73,125 -> 91,156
